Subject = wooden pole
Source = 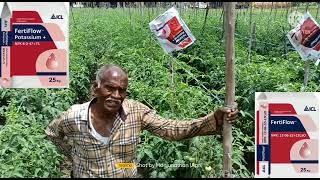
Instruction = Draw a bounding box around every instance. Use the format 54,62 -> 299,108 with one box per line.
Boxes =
274,3 -> 277,20
220,7 -> 225,41
280,2 -> 284,17
304,61 -> 310,87
267,2 -> 274,33
282,26 -> 288,60
201,3 -> 210,34
235,10 -> 238,29
252,22 -> 256,53
247,22 -> 257,62
316,3 -> 320,19
128,3 -> 133,31
140,2 -> 144,32
148,3 -> 150,23
248,3 -> 254,63
223,2 -> 236,178
249,2 -> 253,33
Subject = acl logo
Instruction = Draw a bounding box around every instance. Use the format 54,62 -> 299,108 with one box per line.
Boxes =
304,106 -> 316,111
51,14 -> 63,19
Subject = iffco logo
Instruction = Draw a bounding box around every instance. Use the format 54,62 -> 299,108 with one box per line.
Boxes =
51,14 -> 63,19
304,106 -> 316,111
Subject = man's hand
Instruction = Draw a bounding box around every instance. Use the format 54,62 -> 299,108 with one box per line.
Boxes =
213,104 -> 239,126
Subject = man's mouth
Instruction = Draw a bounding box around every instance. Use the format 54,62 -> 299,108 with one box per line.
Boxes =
105,99 -> 121,107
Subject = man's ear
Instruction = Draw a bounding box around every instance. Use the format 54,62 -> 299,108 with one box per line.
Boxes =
92,81 -> 99,97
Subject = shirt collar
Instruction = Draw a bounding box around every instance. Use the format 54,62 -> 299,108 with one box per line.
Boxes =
88,98 -> 129,122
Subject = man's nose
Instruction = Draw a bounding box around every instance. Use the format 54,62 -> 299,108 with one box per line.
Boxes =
111,89 -> 121,99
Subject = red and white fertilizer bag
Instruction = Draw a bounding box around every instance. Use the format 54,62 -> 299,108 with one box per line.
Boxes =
149,7 -> 196,54
0,2 -> 69,88
287,12 -> 320,61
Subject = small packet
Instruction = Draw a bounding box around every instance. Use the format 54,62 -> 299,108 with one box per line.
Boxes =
287,12 -> 320,61
255,92 -> 319,178
149,7 -> 196,54
0,2 -> 69,88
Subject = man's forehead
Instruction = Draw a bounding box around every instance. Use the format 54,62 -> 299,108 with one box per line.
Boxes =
101,68 -> 128,85
103,68 -> 127,78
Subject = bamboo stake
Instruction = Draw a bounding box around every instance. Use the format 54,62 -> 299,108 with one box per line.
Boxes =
148,3 -> 150,23
282,26 -> 288,60
140,2 -> 144,32
193,2 -> 195,20
304,61 -> 311,87
252,22 -> 256,51
248,22 -> 256,63
316,3 -> 320,19
248,3 -> 254,63
274,3 -> 277,20
201,3 -> 210,34
243,4 -> 247,23
280,2 -> 284,17
223,2 -> 236,178
235,9 -> 238,29
249,2 -> 253,31
128,3 -> 133,31
220,7 -> 225,41
267,2 -> 274,33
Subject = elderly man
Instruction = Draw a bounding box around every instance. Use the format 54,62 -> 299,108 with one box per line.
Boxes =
45,64 -> 238,178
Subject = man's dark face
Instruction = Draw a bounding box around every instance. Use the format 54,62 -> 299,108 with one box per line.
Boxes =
94,67 -> 128,114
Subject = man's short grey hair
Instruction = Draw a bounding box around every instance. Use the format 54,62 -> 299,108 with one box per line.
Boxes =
96,64 -> 128,87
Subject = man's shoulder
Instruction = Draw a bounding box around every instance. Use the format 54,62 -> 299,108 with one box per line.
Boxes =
69,101 -> 91,112
123,98 -> 152,112
61,101 -> 91,120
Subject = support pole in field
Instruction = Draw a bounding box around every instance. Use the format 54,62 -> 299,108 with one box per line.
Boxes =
249,2 -> 253,27
286,5 -> 289,19
193,2 -> 195,19
140,2 -> 144,32
223,2 -> 236,178
304,61 -> 311,87
282,26 -> 288,60
274,3 -> 277,20
267,2 -> 274,32
201,3 -> 210,34
156,2 -> 159,15
70,5 -> 77,30
168,55 -> 177,114
248,3 -> 254,63
220,7 -> 225,41
196,3 -> 198,19
252,22 -> 256,53
147,3 -> 150,22
316,3 -> 320,19
128,3 -> 132,31
235,11 -> 238,29
280,2 -> 284,17
305,2 -> 309,13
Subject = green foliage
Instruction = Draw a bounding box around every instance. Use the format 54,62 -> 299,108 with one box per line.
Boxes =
0,102 -> 64,178
3,4 -> 320,178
